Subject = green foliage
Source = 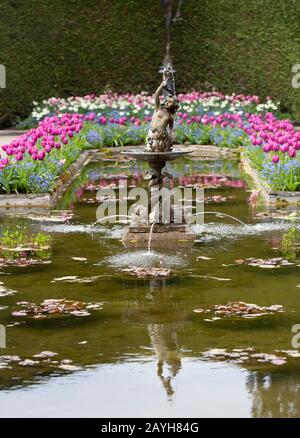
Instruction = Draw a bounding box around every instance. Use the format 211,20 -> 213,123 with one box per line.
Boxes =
0,226 -> 52,259
1,0 -> 300,124
280,226 -> 300,260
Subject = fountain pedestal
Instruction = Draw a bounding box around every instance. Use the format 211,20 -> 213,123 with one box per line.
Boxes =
122,223 -> 195,249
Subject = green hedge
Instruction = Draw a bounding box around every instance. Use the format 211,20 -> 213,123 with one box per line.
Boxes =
0,0 -> 164,126
1,0 -> 300,125
172,0 -> 300,118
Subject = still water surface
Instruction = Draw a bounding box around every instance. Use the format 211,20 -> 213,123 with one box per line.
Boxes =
0,156 -> 300,417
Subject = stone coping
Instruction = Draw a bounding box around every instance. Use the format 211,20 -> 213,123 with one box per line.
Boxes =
122,226 -> 195,249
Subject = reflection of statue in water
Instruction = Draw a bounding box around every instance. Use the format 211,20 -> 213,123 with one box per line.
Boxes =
146,64 -> 179,153
148,322 -> 182,399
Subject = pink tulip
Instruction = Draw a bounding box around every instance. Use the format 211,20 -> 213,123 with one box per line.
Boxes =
263,144 -> 272,153
37,150 -> 45,160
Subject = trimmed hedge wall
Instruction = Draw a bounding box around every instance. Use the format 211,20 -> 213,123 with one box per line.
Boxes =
0,0 -> 164,125
0,0 -> 300,125
172,0 -> 300,117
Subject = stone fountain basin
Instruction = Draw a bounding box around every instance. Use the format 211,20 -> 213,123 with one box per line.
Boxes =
121,148 -> 192,163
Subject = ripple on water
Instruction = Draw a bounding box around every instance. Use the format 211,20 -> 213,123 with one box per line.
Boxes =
41,224 -> 99,234
40,222 -> 150,242
101,251 -> 185,269
192,222 -> 295,242
40,223 -> 125,235
104,226 -> 126,240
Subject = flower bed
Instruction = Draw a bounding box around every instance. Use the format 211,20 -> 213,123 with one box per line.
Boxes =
1,91 -> 300,198
0,114 -> 87,194
23,92 -> 279,126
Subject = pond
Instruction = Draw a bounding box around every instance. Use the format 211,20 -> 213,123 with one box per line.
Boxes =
0,154 -> 300,418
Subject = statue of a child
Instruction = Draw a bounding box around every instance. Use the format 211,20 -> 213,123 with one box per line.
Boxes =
145,67 -> 179,152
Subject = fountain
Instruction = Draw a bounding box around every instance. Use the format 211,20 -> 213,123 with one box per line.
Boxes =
122,64 -> 195,248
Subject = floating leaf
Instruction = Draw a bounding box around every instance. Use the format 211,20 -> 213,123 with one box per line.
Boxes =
70,310 -> 91,317
52,275 -> 101,283
52,276 -> 77,282
0,355 -> 21,363
196,275 -> 231,281
33,351 -> 58,359
18,359 -> 39,366
61,359 -> 73,364
0,284 -> 17,297
72,257 -> 87,262
58,364 -> 82,371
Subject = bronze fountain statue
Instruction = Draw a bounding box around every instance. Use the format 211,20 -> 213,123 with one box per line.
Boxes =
145,65 -> 179,153
122,65 -> 195,248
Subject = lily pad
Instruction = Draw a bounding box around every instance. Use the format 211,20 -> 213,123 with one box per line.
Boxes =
235,257 -> 294,268
201,348 -> 289,367
12,299 -> 103,320
122,266 -> 171,278
0,258 -> 51,268
194,301 -> 284,320
33,351 -> 58,359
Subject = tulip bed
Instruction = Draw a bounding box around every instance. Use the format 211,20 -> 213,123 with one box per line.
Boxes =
27,92 -> 279,121
1,92 -> 300,194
